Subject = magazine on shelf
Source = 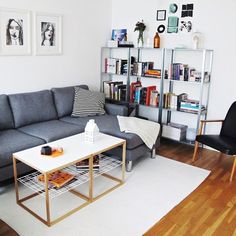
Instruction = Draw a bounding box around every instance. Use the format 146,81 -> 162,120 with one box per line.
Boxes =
76,155 -> 100,171
37,170 -> 75,189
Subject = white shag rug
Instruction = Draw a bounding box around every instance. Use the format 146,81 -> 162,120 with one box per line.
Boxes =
0,155 -> 210,236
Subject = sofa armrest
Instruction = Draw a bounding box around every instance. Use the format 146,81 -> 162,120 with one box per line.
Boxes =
105,103 -> 128,116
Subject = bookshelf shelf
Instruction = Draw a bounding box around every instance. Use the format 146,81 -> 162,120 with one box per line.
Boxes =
163,107 -> 207,115
18,155 -> 122,199
166,79 -> 210,85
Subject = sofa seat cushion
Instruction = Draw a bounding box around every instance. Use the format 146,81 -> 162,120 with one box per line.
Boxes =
0,129 -> 45,168
8,90 -> 58,128
60,115 -> 144,149
18,120 -> 84,143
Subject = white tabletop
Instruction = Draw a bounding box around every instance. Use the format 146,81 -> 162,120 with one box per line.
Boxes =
13,133 -> 125,173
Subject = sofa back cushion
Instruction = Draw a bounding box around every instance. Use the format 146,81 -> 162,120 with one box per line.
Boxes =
9,90 -> 58,128
0,94 -> 14,130
51,85 -> 89,118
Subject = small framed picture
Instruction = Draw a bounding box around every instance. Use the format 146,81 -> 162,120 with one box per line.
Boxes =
34,12 -> 62,55
156,10 -> 166,21
111,29 -> 127,41
0,8 -> 31,55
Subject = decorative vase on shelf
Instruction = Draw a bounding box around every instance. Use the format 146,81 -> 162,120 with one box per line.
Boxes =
153,32 -> 160,48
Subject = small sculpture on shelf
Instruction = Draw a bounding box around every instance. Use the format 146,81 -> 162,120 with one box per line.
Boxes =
134,20 -> 146,47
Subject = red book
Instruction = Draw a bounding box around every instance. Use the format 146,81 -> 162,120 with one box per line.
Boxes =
130,81 -> 141,103
146,86 -> 156,106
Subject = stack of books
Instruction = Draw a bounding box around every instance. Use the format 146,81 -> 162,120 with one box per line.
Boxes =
76,155 -> 100,171
179,99 -> 205,113
38,170 -> 75,189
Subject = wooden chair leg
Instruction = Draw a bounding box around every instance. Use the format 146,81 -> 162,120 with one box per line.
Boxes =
230,156 -> 236,182
192,141 -> 199,162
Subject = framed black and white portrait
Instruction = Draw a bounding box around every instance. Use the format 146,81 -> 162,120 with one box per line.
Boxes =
34,13 -> 62,55
0,8 -> 31,55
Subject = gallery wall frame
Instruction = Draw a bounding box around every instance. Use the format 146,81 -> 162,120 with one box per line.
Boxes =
0,8 -> 31,55
156,10 -> 166,21
34,12 -> 62,55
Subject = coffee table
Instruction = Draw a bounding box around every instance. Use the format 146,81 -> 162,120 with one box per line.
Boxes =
13,132 -> 126,226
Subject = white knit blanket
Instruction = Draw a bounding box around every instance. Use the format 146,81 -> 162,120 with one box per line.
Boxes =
117,116 -> 160,149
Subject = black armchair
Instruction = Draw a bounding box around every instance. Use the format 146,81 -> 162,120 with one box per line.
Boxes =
192,101 -> 236,182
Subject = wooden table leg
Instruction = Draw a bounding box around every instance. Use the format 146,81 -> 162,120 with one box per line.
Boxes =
44,173 -> 51,226
122,141 -> 126,182
89,156 -> 93,202
13,156 -> 19,202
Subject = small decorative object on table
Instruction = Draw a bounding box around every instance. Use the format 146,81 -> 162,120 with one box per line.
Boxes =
134,20 -> 146,47
84,119 -> 99,143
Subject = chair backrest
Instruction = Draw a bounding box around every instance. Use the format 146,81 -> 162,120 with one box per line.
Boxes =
220,101 -> 236,139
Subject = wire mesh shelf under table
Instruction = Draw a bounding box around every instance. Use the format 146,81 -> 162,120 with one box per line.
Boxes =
17,155 -> 122,199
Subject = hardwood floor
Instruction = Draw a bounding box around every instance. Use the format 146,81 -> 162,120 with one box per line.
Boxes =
0,219 -> 19,236
144,139 -> 236,236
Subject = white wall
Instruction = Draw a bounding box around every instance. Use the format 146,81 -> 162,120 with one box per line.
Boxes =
111,0 -> 236,133
0,0 -> 112,93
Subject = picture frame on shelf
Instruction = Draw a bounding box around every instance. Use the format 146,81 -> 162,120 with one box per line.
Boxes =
0,8 -> 31,55
34,12 -> 62,55
156,10 -> 166,21
111,29 -> 127,41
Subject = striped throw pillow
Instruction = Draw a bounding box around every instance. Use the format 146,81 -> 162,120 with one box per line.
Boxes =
72,87 -> 105,117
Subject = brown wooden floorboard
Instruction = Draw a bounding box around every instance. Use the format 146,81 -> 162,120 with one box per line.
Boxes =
144,139 -> 236,236
0,219 -> 19,236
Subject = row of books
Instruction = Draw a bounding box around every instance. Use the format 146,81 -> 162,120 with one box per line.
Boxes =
163,92 -> 205,113
37,156 -> 100,189
104,57 -> 162,78
103,81 -> 127,101
104,58 -> 128,74
130,81 -> 159,106
168,63 -> 210,82
132,62 -> 161,78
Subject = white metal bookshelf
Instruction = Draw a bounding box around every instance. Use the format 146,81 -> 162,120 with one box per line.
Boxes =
100,47 -> 214,144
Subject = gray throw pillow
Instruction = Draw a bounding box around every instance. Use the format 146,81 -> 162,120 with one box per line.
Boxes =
72,87 -> 106,117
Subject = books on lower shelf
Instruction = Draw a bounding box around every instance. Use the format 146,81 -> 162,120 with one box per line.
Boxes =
162,122 -> 188,141
38,170 -> 75,189
103,81 -> 126,101
76,155 -> 100,171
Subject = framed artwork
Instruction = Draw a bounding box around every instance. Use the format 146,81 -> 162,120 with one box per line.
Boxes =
156,10 -> 166,21
111,29 -> 127,41
34,12 -> 62,55
0,8 -> 31,55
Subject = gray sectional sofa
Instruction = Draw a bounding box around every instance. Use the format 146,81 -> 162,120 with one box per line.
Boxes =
0,85 -> 159,189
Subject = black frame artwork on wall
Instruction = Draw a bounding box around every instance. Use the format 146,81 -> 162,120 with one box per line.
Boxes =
156,10 -> 166,21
